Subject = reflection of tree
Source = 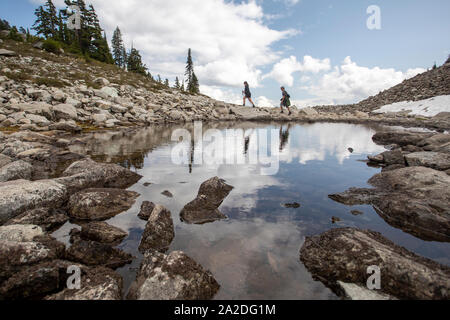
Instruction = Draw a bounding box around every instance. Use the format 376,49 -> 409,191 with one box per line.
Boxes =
189,137 -> 195,174
279,124 -> 291,152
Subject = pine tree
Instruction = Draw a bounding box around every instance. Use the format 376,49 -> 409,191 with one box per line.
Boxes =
189,72 -> 200,94
164,79 -> 169,87
112,27 -> 126,68
157,75 -> 162,83
180,80 -> 185,92
0,19 -> 11,31
127,47 -> 148,75
185,48 -> 194,87
33,0 -> 58,39
174,77 -> 180,89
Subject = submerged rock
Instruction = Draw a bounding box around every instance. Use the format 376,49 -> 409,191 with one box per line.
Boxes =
77,221 -> 128,244
66,238 -> 133,269
161,190 -> 173,198
283,202 -> 301,208
68,188 -> 139,221
329,167 -> 450,242
0,179 -> 67,224
180,177 -> 233,224
300,228 -> 450,300
5,208 -> 69,232
127,250 -> 220,300
139,205 -> 174,253
138,201 -> 156,221
57,158 -> 142,193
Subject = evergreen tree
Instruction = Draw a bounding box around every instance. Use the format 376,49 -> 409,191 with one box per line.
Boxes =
164,79 -> 169,87
174,77 -> 180,89
127,47 -> 148,75
157,75 -> 162,83
33,0 -> 58,39
0,19 -> 11,31
180,80 -> 185,92
185,48 -> 194,87
189,72 -> 200,94
112,27 -> 126,68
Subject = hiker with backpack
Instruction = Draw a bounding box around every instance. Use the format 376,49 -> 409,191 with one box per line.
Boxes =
243,81 -> 256,108
280,86 -> 292,115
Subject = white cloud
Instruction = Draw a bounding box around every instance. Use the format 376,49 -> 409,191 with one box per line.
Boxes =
31,0 -> 298,88
302,56 -> 426,105
263,55 -> 331,86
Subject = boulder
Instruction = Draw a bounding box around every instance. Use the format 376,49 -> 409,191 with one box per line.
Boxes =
138,201 -> 155,221
381,149 -> 405,165
52,104 -> 78,121
25,113 -> 51,126
0,160 -> 33,182
329,167 -> 450,242
180,177 -> 233,224
139,205 -> 174,253
100,87 -> 118,98
45,265 -> 123,300
66,238 -> 133,269
336,281 -> 395,300
405,152 -> 450,171
5,208 -> 68,232
0,49 -> 17,57
300,228 -> 450,300
0,224 -> 44,242
372,131 -> 433,147
94,77 -> 110,86
127,250 -> 220,300
0,154 -> 12,168
68,188 -> 139,221
78,221 -> 128,244
48,121 -> 82,133
57,158 -> 142,192
0,179 -> 67,224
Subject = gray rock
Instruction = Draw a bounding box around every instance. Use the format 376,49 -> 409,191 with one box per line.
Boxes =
52,103 -> 78,120
127,250 -> 220,300
180,177 -> 233,224
300,228 -> 450,300
66,238 -> 133,269
0,224 -> 44,242
405,152 -> 450,171
57,158 -> 142,192
0,160 -> 33,182
68,188 -> 139,221
94,77 -> 110,86
100,87 -> 119,98
138,201 -> 155,221
139,205 -> 174,253
0,154 -> 12,168
372,131 -> 433,147
337,281 -> 396,300
329,167 -> 450,242
381,149 -> 405,165
0,179 -> 67,224
78,221 -> 128,244
5,208 -> 68,232
48,121 -> 82,133
0,49 -> 17,57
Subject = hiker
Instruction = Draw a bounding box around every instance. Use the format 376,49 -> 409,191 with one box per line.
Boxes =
243,81 -> 256,108
280,86 -> 292,115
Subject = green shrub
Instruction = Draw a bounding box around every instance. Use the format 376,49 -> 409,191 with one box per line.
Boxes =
34,77 -> 66,88
8,27 -> 24,42
42,39 -> 62,54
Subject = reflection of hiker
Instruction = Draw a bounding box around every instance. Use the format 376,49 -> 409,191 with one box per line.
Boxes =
280,87 -> 292,115
243,81 -> 256,108
279,124 -> 291,152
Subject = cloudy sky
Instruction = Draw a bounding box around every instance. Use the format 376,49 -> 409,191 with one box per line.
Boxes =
2,0 -> 450,107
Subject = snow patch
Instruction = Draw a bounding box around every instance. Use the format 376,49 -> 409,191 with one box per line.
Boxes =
373,95 -> 450,117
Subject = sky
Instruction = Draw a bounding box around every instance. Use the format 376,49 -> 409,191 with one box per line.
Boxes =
1,0 -> 449,107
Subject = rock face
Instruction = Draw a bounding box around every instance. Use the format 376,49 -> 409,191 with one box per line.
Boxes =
138,201 -> 155,221
77,221 -> 128,244
0,179 -> 67,224
300,228 -> 450,300
336,281 -> 396,300
58,158 -> 142,192
68,188 -> 139,221
66,238 -> 133,269
45,265 -> 123,300
139,205 -> 174,253
0,225 -> 65,285
127,250 -> 220,300
180,177 -> 233,224
405,152 -> 450,171
5,208 -> 68,232
329,167 -> 450,242
0,160 -> 33,182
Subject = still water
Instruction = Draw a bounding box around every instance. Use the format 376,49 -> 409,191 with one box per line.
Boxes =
57,122 -> 450,300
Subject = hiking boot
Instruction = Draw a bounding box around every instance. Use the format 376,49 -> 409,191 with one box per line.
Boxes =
280,110 -> 284,114
288,111 -> 292,116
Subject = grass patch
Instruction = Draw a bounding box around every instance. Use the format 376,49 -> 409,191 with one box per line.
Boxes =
3,72 -> 32,82
0,126 -> 21,133
34,77 -> 67,88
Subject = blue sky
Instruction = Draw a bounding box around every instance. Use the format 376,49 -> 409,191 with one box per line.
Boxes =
1,0 -> 449,106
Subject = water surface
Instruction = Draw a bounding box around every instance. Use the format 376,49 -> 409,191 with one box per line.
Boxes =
56,122 -> 450,300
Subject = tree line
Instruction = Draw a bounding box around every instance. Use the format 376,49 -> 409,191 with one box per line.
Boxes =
11,0 -> 200,93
